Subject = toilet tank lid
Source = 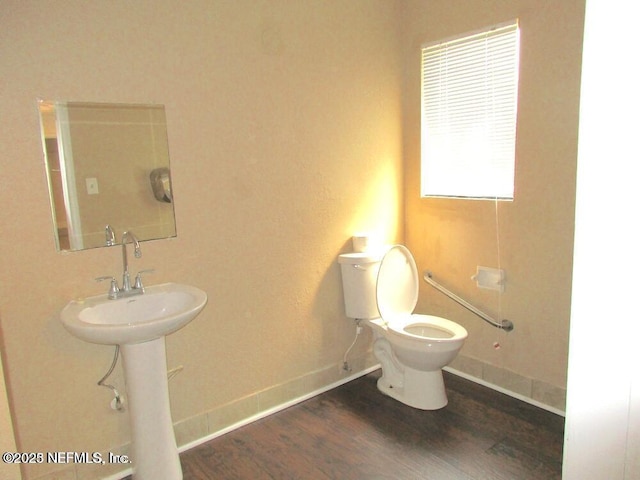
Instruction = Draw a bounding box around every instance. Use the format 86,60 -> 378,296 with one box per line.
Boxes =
338,252 -> 384,264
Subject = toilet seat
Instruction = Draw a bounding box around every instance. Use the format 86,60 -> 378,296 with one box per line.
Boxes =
386,314 -> 468,341
376,245 -> 419,324
376,245 -> 467,343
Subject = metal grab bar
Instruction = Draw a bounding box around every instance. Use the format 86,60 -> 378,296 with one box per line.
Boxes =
423,271 -> 514,332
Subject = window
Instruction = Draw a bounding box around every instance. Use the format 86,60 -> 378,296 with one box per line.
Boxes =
421,21 -> 520,199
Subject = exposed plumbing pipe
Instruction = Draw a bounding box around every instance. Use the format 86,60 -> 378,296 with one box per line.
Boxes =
342,319 -> 363,372
97,346 -> 125,411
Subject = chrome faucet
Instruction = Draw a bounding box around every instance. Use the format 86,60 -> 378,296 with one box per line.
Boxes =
97,231 -> 153,299
121,231 -> 142,293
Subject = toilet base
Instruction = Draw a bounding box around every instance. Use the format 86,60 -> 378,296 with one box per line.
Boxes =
377,366 -> 448,410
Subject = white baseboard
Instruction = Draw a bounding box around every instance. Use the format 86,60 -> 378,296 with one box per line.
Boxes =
179,363 -> 382,453
444,366 -> 566,417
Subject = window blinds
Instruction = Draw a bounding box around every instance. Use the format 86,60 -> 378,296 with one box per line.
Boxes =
421,21 -> 520,199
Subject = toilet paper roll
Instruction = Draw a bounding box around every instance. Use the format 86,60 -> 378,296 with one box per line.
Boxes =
352,233 -> 379,253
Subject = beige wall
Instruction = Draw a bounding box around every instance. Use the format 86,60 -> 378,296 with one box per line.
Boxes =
402,0 -> 584,398
0,2 -> 402,478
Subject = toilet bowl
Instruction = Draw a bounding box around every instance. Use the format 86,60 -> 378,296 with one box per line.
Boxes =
338,245 -> 467,410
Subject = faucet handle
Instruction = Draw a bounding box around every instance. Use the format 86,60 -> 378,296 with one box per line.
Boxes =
96,276 -> 120,299
133,269 -> 155,291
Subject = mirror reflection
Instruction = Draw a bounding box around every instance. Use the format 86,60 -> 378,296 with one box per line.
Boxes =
38,100 -> 177,251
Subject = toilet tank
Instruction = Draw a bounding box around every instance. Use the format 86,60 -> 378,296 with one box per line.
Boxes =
338,252 -> 383,319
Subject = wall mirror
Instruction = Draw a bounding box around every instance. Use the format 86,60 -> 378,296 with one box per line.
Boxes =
38,100 -> 177,251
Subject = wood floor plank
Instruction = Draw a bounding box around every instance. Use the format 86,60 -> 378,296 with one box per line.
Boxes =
288,400 -> 463,480
327,374 -> 521,480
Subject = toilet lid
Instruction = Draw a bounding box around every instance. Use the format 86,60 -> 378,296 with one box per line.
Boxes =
376,245 -> 419,322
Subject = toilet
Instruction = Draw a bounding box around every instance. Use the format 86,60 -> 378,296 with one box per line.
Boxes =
338,245 -> 467,410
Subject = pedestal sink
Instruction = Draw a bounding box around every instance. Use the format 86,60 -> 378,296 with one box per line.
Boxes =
61,283 -> 207,480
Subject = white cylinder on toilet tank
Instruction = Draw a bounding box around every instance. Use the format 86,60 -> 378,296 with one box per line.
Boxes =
338,252 -> 382,319
351,232 -> 381,253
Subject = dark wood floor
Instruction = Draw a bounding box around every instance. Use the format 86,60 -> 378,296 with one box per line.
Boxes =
170,369 -> 564,479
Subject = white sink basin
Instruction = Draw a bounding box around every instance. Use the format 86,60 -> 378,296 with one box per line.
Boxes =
61,282 -> 207,345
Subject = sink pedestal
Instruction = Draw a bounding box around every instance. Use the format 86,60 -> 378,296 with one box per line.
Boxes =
121,338 -> 182,480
